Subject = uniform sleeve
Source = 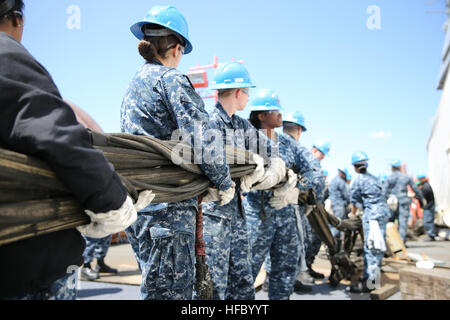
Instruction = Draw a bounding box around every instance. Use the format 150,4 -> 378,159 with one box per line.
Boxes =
294,144 -> 314,191
341,180 -> 351,204
0,38 -> 127,213
383,176 -> 394,197
350,181 -> 363,206
159,71 -> 232,191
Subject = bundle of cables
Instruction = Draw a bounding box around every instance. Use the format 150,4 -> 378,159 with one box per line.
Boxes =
0,131 -> 262,246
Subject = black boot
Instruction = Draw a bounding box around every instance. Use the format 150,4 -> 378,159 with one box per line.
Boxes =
96,258 -> 118,274
308,266 -> 325,280
349,278 -> 372,294
293,280 -> 313,293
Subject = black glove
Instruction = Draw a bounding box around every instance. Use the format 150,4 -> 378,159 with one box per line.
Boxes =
306,189 -> 317,206
336,217 -> 362,232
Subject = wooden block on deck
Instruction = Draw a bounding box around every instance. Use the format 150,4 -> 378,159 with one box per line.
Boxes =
399,267 -> 450,300
370,284 -> 399,300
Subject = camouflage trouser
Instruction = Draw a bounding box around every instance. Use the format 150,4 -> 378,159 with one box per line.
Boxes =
203,212 -> 255,300
423,206 -> 436,238
304,215 -> 322,267
362,219 -> 387,281
396,202 -> 411,242
265,205 -> 307,289
294,206 -> 308,279
128,208 -> 196,300
5,270 -> 78,300
246,203 -> 299,300
82,235 -> 112,264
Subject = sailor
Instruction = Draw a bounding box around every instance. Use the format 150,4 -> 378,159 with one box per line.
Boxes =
201,63 -> 287,300
0,0 -> 153,300
349,151 -> 390,293
301,139 -> 331,280
121,6 -> 235,300
384,160 -> 424,245
243,90 -> 307,300
329,167 -> 351,250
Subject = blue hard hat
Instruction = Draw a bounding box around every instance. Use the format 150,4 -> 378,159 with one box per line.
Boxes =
210,62 -> 256,90
391,160 -> 402,168
346,173 -> 352,181
283,111 -> 307,132
338,167 -> 349,177
416,173 -> 427,180
130,5 -> 193,55
314,139 -> 331,157
352,151 -> 369,165
249,89 -> 283,112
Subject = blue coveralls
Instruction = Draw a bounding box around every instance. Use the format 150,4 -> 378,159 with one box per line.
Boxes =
298,147 -> 326,268
121,60 -> 233,300
384,171 -> 423,242
82,235 -> 112,264
350,172 -> 390,281
329,175 -> 350,239
244,133 -> 312,300
202,103 -> 279,300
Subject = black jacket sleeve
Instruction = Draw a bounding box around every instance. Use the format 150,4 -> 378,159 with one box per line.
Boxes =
0,32 -> 127,212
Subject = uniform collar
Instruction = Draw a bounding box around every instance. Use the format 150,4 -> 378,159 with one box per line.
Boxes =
215,102 -> 233,124
148,58 -> 163,66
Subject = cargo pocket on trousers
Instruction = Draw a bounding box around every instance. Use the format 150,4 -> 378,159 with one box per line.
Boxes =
149,231 -> 195,292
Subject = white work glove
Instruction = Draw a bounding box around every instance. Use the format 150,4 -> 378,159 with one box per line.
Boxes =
269,188 -> 300,210
250,157 -> 287,191
240,154 -> 265,193
268,170 -> 299,210
77,191 -> 155,239
367,220 -> 386,251
387,194 -> 398,211
202,182 -> 236,206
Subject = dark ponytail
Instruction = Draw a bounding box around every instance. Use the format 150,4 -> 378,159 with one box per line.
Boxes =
138,24 -> 182,63
0,0 -> 24,22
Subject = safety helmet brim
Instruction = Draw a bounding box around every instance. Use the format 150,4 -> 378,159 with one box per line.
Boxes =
283,120 -> 307,132
249,105 -> 283,112
210,83 -> 256,90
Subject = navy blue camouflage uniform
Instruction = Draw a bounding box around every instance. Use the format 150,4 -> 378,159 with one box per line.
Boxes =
298,147 -> 326,268
82,235 -> 113,265
329,175 -> 350,238
202,103 -> 263,300
121,60 -> 233,300
244,133 -> 312,300
350,172 -> 390,281
384,171 -> 423,242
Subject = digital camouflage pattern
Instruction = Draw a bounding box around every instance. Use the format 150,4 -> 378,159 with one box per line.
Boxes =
5,271 -> 78,300
350,172 -> 390,280
298,145 -> 326,267
384,171 -> 423,241
329,175 -> 350,238
202,103 -> 278,300
82,235 -> 112,264
121,61 -> 233,300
